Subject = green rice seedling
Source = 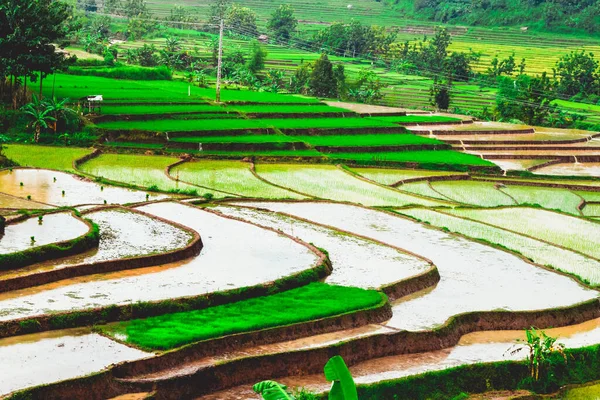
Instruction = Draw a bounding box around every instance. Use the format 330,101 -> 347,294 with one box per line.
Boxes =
398,208 -> 600,285
447,207 -> 600,259
255,164 -> 447,207
101,283 -> 384,351
351,168 -> 466,185
171,160 -> 304,199
431,181 -> 517,207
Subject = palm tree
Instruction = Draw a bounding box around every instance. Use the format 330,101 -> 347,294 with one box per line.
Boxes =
44,97 -> 78,133
21,96 -> 55,143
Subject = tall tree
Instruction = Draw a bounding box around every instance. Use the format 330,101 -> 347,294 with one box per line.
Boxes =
554,50 -> 600,97
208,0 -> 232,31
0,0 -> 74,106
310,53 -> 337,98
496,73 -> 556,125
267,5 -> 297,43
225,4 -> 258,37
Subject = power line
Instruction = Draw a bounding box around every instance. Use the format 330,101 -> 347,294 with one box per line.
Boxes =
74,6 -> 600,117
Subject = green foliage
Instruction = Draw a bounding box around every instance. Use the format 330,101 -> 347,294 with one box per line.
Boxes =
496,73 -> 556,125
555,50 -> 600,97
247,40 -> 268,73
101,283 -> 384,350
405,0 -> 600,34
267,5 -> 298,42
310,54 -> 338,98
0,0 -> 75,104
312,19 -> 396,58
253,381 -> 296,400
509,328 -> 567,383
226,4 -> 258,37
324,356 -> 358,400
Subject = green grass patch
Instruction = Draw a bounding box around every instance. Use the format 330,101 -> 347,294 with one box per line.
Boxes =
97,117 -> 399,132
2,144 -> 93,172
66,65 -> 172,80
101,282 -> 384,351
45,73 -> 319,104
329,150 -> 495,167
296,134 -> 445,147
101,104 -> 226,115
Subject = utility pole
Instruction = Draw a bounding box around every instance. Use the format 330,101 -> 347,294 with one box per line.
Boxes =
215,19 -> 224,103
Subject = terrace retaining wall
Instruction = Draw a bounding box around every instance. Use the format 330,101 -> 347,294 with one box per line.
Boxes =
111,295 -> 392,379
0,207 -> 203,293
0,204 -> 332,339
399,120 -> 473,127
137,298 -> 600,399
420,128 -> 535,136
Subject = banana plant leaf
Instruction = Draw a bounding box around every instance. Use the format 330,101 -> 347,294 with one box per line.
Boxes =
324,355 -> 358,400
253,380 -> 296,400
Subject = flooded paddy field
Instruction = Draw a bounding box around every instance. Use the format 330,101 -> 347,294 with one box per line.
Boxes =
0,202 -> 317,321
232,202 -> 597,331
0,209 -> 194,281
0,212 -> 89,254
213,205 -> 431,289
3,156 -> 600,399
0,169 -> 163,206
254,164 -> 446,207
0,328 -> 148,396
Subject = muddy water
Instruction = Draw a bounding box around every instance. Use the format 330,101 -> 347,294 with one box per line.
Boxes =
0,169 -> 164,206
0,209 -> 193,280
0,202 -> 317,321
0,212 -> 89,254
0,193 -> 51,210
232,202 -> 597,331
0,328 -> 148,396
535,163 -> 600,177
199,318 -> 600,400
213,205 -> 431,289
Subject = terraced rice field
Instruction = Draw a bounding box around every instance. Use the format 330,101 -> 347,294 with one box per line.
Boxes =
215,205 -> 431,289
0,169 -> 162,206
254,164 -> 446,206
429,180 -> 516,207
399,208 -> 600,285
0,212 -> 89,254
2,157 -> 600,399
233,202 -> 596,331
350,167 -> 466,185
1,145 -> 92,172
170,160 -> 303,198
0,202 -> 318,321
446,207 -> 600,260
78,154 -> 210,195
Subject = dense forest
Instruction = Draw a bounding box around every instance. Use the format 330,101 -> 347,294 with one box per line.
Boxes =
388,0 -> 600,33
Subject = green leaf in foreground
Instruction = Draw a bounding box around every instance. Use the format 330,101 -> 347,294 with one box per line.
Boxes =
253,380 -> 296,400
324,356 -> 358,400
